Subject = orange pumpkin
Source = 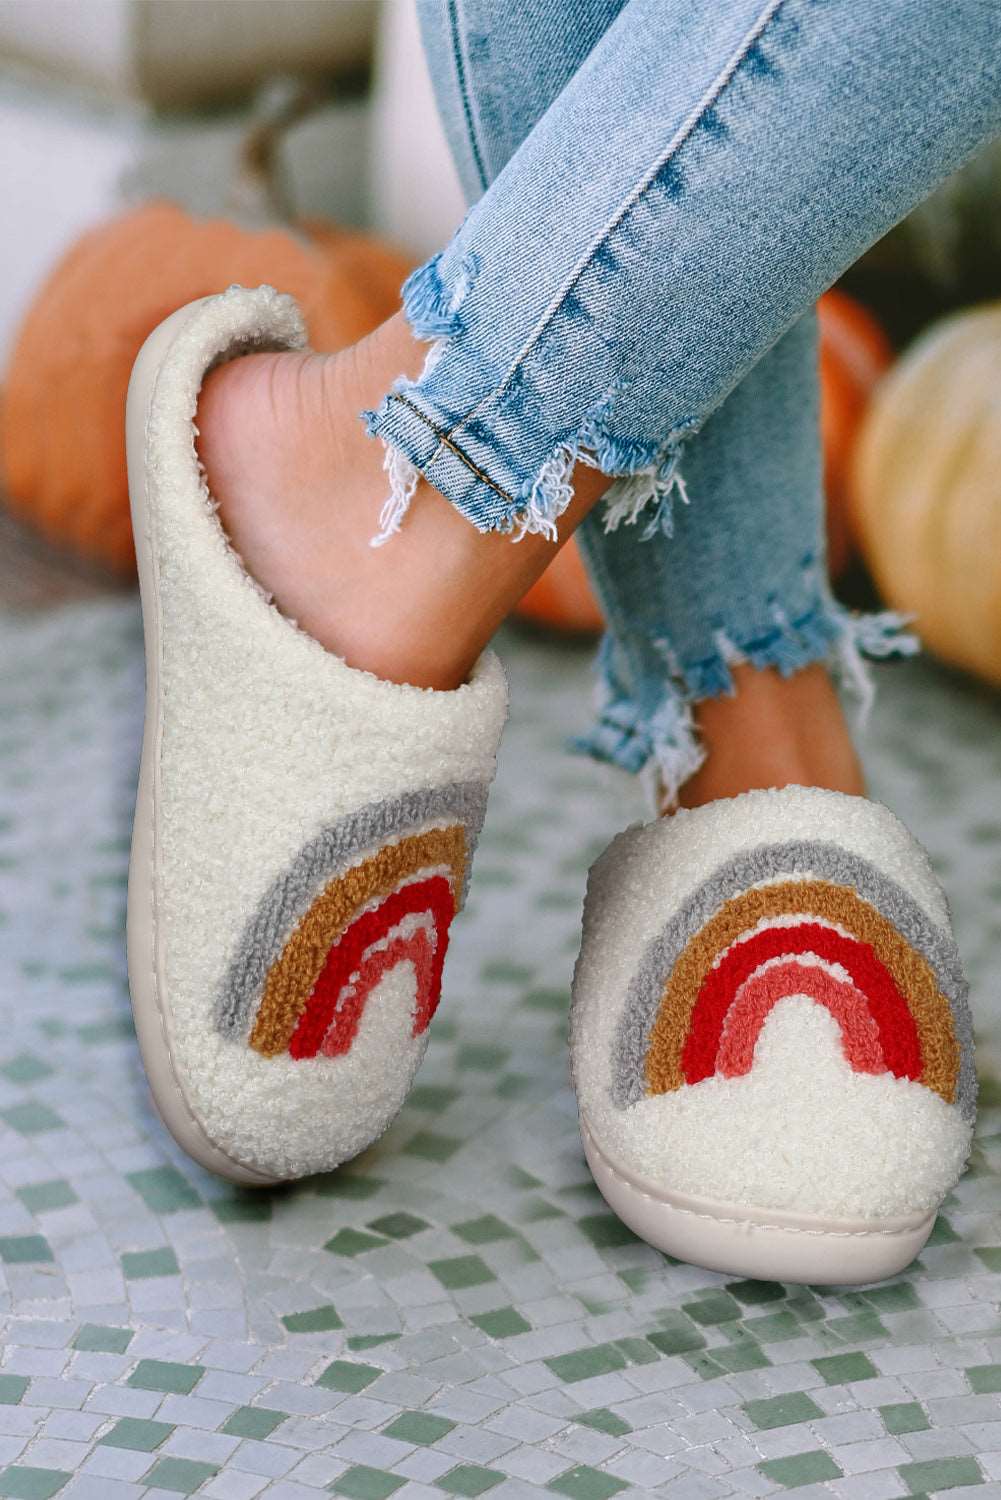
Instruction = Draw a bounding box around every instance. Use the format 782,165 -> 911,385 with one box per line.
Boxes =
516,534 -> 605,635
1,200 -> 411,573
850,302 -> 1001,687
817,288 -> 893,576
517,290 -> 892,633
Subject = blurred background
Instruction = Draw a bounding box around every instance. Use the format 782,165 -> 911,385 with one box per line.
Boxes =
3,0 -> 1001,645
0,0 -> 464,596
0,7 -> 1000,1499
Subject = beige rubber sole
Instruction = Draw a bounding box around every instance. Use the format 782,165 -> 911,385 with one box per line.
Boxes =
580,1116 -> 935,1285
125,302 -> 280,1187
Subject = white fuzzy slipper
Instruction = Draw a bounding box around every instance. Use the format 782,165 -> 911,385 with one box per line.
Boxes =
570,787 -> 975,1284
125,286 -> 507,1185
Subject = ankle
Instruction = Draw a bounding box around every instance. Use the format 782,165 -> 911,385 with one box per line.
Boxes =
672,662 -> 864,813
196,322 -> 613,692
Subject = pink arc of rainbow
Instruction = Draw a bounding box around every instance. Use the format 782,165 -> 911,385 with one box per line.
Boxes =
716,958 -> 886,1077
289,875 -> 455,1060
680,921 -> 922,1086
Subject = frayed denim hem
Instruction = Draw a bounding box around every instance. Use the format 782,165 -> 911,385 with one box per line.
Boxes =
363,252 -> 697,545
575,599 -> 918,806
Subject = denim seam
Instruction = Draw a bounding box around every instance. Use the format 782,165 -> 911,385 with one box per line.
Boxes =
445,0 -> 490,195
452,0 -> 789,439
386,391 -> 516,504
375,0 -> 792,541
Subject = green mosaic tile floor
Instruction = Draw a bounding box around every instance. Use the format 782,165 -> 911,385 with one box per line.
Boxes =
1,595 -> 1000,1499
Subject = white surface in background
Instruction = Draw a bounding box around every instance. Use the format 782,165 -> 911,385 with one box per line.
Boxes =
0,0 -> 134,92
0,82 -> 141,363
0,0 -> 375,103
0,0 -> 461,367
369,0 -> 465,259
0,80 -> 371,369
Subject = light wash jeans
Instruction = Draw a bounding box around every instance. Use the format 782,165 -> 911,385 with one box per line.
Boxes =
366,0 -> 1001,797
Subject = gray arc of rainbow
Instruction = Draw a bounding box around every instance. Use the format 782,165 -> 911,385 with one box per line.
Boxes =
215,780 -> 489,1042
611,840 -> 974,1118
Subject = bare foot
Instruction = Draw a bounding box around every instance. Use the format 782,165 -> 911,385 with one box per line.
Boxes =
197,311 -> 861,811
196,312 -> 608,690
671,661 -> 865,812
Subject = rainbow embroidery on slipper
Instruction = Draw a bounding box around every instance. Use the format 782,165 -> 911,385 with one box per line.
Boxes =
214,782 -> 488,1059
612,840 -> 975,1118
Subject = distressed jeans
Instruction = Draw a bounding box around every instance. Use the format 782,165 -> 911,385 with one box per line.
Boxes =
366,0 -> 1001,797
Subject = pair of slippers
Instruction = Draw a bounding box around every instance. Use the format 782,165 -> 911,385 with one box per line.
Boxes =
125,286 -> 975,1286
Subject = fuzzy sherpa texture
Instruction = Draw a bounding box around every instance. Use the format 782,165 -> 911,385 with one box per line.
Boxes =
596,997 -> 970,1218
138,286 -> 508,1179
216,781 -> 488,1040
614,844 -> 971,1114
571,786 -> 974,1220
